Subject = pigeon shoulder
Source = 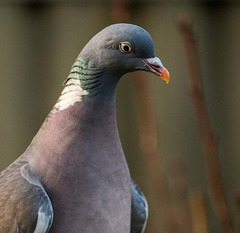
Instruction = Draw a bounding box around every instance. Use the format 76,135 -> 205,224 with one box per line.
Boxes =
0,161 -> 53,233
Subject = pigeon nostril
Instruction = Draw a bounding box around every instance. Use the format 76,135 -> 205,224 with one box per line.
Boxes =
152,64 -> 161,69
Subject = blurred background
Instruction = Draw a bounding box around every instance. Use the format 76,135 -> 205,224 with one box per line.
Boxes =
0,0 -> 240,232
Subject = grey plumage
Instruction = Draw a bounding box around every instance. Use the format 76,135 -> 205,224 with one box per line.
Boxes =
131,180 -> 148,233
0,159 -> 53,233
0,23 -> 169,233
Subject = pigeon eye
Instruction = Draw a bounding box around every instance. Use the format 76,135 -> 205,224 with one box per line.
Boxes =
119,42 -> 131,53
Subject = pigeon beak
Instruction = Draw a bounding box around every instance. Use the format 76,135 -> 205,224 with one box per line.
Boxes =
142,57 -> 170,84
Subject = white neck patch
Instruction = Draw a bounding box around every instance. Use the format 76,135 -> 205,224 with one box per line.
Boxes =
53,78 -> 88,112
49,58 -> 104,117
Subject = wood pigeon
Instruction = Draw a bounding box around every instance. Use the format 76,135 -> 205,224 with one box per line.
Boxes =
0,23 -> 169,233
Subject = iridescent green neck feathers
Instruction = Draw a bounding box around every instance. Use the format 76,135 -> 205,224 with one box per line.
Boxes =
52,58 -> 105,111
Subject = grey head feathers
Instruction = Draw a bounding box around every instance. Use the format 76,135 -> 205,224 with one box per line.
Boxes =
79,23 -> 156,75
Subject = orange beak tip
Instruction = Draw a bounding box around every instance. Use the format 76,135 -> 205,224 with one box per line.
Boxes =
161,68 -> 170,84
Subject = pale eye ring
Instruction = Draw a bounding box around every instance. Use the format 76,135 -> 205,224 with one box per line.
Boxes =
119,42 -> 131,53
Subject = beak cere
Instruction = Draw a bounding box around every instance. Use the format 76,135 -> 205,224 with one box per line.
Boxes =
142,57 -> 170,84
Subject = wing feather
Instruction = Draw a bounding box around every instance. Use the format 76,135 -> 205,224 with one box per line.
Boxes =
0,159 -> 53,233
131,179 -> 148,233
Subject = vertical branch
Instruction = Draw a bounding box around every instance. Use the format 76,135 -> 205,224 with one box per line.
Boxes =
111,1 -> 193,232
110,1 -> 176,232
189,191 -> 208,233
110,0 -> 132,23
235,192 -> 240,231
133,72 -> 174,233
168,160 -> 192,233
178,16 -> 234,233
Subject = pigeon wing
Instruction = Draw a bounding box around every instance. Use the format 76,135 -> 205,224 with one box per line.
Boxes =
131,179 -> 148,233
0,161 -> 53,233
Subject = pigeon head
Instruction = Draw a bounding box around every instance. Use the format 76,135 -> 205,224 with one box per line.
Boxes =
58,24 -> 169,109
79,23 -> 170,83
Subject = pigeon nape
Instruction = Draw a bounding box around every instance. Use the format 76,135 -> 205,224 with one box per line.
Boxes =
0,23 -> 169,233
